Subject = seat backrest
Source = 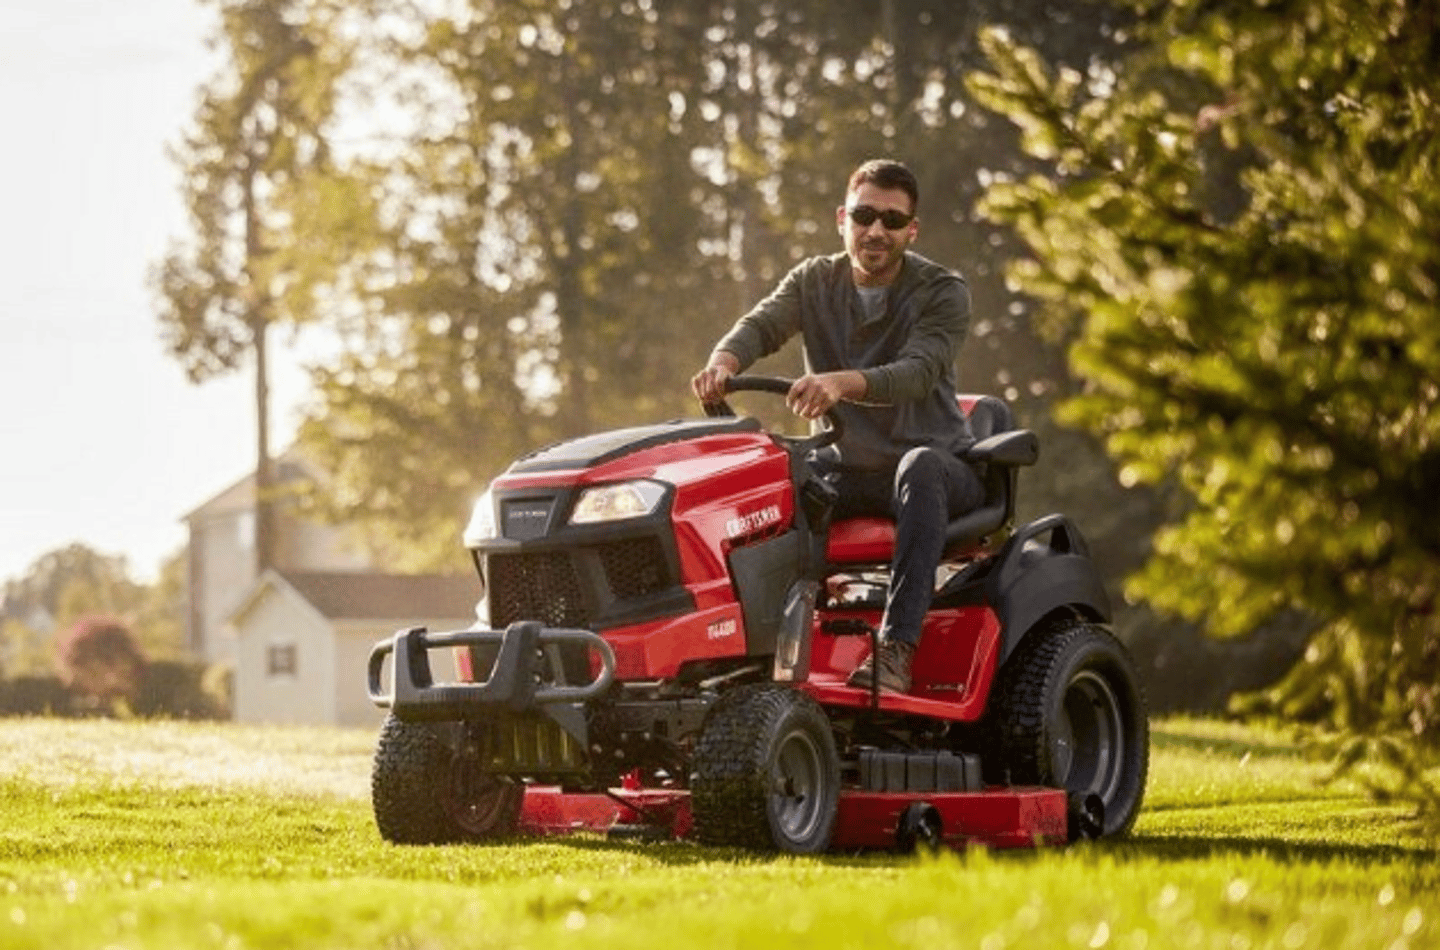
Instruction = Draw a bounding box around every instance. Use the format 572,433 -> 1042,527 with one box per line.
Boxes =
961,393 -> 1013,441
942,394 -> 1017,553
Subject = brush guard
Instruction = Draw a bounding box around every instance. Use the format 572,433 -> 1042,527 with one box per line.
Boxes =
368,620 -> 616,722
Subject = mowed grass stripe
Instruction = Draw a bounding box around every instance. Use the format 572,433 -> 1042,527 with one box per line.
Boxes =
0,717 -> 1435,950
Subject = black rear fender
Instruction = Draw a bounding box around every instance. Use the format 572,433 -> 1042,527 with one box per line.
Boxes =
937,514 -> 1111,668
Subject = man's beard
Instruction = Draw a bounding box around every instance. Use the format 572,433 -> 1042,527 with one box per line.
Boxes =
857,239 -> 899,272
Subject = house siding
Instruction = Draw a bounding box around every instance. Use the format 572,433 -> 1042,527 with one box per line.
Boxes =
335,627 -> 388,729
334,622 -> 467,730
187,453 -> 481,728
276,519 -> 371,576
186,467 -> 379,670
233,589 -> 336,725
190,508 -> 257,668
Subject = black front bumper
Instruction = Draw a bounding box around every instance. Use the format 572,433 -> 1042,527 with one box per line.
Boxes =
368,620 -> 616,722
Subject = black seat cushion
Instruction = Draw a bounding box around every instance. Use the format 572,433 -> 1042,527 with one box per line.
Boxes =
826,394 -> 1019,564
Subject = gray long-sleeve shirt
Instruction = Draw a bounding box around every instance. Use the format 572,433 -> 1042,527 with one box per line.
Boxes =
712,250 -> 974,470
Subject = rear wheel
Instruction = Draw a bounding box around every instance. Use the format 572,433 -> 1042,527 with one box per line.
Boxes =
987,619 -> 1148,837
690,684 -> 840,853
371,714 -> 523,844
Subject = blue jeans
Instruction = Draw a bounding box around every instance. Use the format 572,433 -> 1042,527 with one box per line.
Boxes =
821,447 -> 985,647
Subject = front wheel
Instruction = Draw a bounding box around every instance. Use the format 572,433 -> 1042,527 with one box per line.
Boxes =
986,619 -> 1149,837
690,684 -> 840,853
371,714 -> 523,844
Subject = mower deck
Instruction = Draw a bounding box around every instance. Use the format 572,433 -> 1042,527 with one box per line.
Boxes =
515,784 -> 1068,851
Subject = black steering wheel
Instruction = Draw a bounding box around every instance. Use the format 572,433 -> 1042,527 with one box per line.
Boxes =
703,375 -> 844,454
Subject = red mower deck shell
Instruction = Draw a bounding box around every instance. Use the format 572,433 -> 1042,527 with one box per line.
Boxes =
516,784 -> 1068,850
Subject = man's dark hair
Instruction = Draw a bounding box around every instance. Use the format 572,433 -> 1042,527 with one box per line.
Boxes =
847,159 -> 919,214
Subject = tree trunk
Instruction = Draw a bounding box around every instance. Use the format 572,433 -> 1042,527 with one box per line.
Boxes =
253,314 -> 275,577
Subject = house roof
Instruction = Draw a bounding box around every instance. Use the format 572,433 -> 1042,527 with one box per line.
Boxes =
283,571 -> 481,621
182,449 -> 319,521
231,569 -> 481,626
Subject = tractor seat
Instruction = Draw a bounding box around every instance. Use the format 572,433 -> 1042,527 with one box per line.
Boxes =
824,395 -> 1039,565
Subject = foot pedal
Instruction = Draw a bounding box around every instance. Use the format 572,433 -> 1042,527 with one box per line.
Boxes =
821,617 -> 874,637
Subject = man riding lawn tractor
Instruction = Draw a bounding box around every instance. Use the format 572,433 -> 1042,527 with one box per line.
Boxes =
365,160 -> 1148,853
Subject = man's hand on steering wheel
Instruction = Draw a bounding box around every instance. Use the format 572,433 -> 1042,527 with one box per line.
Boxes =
786,371 -> 866,420
700,375 -> 846,452
691,352 -> 740,406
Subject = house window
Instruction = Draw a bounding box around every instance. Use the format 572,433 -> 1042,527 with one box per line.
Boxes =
237,511 -> 255,551
266,643 -> 298,677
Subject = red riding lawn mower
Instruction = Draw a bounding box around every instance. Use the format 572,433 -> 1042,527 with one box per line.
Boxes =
367,376 -> 1149,854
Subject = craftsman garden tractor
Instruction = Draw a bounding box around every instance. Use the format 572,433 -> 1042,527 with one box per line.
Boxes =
367,376 -> 1149,853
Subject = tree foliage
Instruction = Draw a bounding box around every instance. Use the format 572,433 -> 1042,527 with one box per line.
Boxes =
156,0 -> 351,379
159,0 -> 1334,717
283,0 -> 1128,569
154,0 -> 352,572
967,0 -> 1440,760
1,544 -> 144,678
1,545 -> 184,677
55,616 -> 147,709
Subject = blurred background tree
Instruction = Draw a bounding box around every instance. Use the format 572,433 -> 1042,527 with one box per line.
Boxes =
55,616 -> 147,714
144,0 -> 1435,756
0,546 -> 222,718
284,0 -> 1137,573
967,0 -> 1440,810
2,544 -> 143,677
0,543 -> 185,673
153,0 -> 353,577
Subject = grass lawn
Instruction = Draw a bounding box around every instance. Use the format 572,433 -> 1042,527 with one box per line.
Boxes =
0,716 -> 1434,950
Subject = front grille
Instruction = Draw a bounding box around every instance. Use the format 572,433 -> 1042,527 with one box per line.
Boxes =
489,551 -> 591,628
487,537 -> 677,630
599,537 -> 670,600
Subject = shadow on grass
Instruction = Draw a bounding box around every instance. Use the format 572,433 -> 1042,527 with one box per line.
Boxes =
472,815 -> 1439,871
435,827 -> 956,870
1107,831 -> 1436,866
1150,728 -> 1302,761
471,832 -> 915,869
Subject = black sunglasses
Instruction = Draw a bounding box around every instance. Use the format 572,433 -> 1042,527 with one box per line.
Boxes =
847,204 -> 914,230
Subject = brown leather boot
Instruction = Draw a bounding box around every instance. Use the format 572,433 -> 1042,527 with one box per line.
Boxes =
846,639 -> 915,693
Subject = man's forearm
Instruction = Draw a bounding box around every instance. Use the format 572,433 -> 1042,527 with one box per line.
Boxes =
707,350 -> 742,373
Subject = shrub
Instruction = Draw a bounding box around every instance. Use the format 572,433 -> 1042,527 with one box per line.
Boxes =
0,674 -> 74,716
132,660 -> 228,720
55,615 -> 146,710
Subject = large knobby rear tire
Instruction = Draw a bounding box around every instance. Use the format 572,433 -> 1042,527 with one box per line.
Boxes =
371,714 -> 523,845
690,684 -> 840,853
988,618 -> 1149,837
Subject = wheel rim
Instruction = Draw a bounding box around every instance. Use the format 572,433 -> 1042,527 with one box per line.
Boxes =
770,727 -> 826,842
444,754 -> 515,836
1055,668 -> 1125,805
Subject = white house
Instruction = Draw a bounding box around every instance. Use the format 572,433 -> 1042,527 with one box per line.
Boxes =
228,570 -> 480,728
183,453 -> 372,668
182,452 -> 481,727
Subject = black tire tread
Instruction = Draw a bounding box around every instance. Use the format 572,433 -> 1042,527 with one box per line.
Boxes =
371,714 -> 522,845
987,617 -> 1149,836
690,683 -> 838,852
372,714 -> 461,845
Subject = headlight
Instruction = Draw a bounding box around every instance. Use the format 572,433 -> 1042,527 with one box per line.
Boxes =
569,480 -> 666,525
463,489 -> 497,546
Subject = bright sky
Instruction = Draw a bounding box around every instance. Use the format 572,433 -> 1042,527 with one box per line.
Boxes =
1,0 -> 310,583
